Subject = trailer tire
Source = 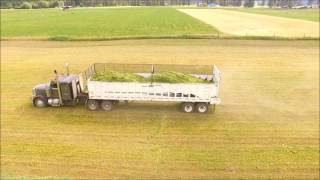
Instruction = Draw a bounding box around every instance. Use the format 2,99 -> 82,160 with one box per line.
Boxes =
34,97 -> 47,108
101,100 -> 113,111
195,102 -> 208,113
181,102 -> 194,113
87,99 -> 100,111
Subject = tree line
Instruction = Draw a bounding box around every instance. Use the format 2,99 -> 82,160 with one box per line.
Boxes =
67,0 -> 319,7
1,0 -> 318,9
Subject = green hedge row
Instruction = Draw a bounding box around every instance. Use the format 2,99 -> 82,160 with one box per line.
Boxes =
1,0 -> 64,9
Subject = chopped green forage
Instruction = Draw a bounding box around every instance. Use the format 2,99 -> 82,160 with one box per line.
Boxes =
91,71 -> 209,83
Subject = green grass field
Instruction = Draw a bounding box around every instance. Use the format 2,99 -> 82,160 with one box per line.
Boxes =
0,8 -> 218,39
227,8 -> 320,22
1,39 -> 319,179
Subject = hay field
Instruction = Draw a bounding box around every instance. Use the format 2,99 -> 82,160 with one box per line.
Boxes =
0,8 -> 218,40
178,9 -> 319,38
227,8 -> 319,22
1,39 -> 319,179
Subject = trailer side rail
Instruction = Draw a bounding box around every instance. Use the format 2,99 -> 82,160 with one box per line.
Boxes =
88,82 -> 220,104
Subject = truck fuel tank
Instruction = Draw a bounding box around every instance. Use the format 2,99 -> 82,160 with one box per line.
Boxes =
48,98 -> 61,106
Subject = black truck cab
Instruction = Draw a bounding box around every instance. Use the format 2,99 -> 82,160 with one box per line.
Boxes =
32,75 -> 83,107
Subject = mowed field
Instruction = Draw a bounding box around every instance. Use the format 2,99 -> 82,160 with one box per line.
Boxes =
178,9 -> 320,38
1,39 -> 319,179
227,8 -> 319,22
0,8 -> 218,40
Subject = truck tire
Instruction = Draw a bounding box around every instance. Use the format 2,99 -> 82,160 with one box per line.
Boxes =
195,102 -> 208,113
34,97 -> 47,108
181,102 -> 194,113
87,99 -> 100,111
101,100 -> 113,111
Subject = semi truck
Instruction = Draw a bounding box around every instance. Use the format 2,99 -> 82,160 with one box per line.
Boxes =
32,63 -> 221,113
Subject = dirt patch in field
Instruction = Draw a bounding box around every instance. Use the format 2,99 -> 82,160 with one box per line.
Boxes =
178,9 -> 319,38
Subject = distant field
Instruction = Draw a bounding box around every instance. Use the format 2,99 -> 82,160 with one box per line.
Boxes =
227,8 -> 320,22
178,9 -> 319,38
0,8 -> 218,39
1,39 -> 319,179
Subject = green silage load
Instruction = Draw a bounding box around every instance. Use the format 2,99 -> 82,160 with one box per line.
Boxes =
148,71 -> 208,83
91,70 -> 209,83
91,71 -> 146,82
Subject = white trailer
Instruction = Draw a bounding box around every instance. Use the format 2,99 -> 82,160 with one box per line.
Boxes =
85,64 -> 221,113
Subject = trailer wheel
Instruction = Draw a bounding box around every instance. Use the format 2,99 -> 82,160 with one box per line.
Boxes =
87,99 -> 100,111
181,102 -> 194,113
195,102 -> 208,113
101,100 -> 113,111
34,97 -> 47,108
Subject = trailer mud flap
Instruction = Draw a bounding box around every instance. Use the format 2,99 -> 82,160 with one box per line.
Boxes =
210,98 -> 221,105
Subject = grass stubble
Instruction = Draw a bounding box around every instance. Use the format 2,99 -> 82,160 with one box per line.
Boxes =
1,39 -> 319,179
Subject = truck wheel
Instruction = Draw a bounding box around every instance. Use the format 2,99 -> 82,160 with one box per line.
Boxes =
196,102 -> 208,113
87,99 -> 100,111
34,98 -> 47,108
101,100 -> 113,111
181,102 -> 194,113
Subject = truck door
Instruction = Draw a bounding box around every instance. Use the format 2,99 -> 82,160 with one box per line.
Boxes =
60,83 -> 72,100
71,79 -> 78,99
49,81 -> 59,98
